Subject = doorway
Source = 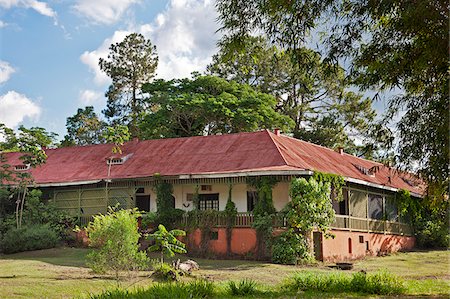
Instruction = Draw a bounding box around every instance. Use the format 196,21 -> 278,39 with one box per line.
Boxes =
313,231 -> 323,261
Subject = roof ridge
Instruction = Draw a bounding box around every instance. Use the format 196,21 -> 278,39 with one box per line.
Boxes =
265,130 -> 290,167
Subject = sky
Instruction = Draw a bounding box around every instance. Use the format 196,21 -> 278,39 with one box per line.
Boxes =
0,0 -> 395,143
0,0 -> 220,140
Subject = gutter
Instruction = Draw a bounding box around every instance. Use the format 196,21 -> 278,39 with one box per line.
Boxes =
178,170 -> 314,179
35,180 -> 102,187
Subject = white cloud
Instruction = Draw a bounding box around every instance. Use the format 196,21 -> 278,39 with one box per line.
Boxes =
73,0 -> 139,25
142,0 -> 220,79
0,0 -> 57,23
0,91 -> 41,128
79,89 -> 103,105
0,61 -> 15,84
80,0 -> 220,85
0,20 -> 7,28
80,30 -> 130,86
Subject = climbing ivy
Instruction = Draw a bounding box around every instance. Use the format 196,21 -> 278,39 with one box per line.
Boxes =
247,176 -> 278,260
274,177 -> 335,264
224,183 -> 237,256
312,171 -> 345,202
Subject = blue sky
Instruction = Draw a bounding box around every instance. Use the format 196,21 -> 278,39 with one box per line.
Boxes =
0,0 -> 220,139
0,0 -> 394,142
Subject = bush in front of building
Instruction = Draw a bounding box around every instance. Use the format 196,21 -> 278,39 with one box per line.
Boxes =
272,229 -> 312,265
86,208 -> 149,279
0,224 -> 60,254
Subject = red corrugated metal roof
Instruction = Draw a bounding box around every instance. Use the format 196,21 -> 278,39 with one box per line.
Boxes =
1,130 -> 423,195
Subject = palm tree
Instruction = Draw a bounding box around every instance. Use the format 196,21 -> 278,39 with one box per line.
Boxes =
148,224 -> 187,263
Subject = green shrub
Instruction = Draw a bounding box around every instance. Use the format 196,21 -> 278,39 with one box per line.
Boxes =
90,280 -> 215,299
285,271 -> 350,293
227,279 -> 258,296
151,261 -> 180,281
86,208 -> 149,278
1,224 -> 60,254
416,220 -> 450,248
272,230 -> 312,264
284,270 -> 405,295
141,212 -> 157,228
352,270 -> 406,295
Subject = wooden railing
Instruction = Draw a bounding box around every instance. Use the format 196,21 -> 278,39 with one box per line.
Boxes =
331,215 -> 413,236
180,212 -> 413,236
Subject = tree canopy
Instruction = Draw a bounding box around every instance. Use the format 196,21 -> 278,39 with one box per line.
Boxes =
207,36 -> 376,154
139,75 -> 293,139
100,33 -> 158,138
215,0 -> 449,189
61,106 -> 106,147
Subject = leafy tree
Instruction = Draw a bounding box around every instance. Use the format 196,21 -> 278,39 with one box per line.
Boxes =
86,208 -> 149,280
208,36 -> 376,153
140,75 -> 293,138
102,125 -> 130,155
0,124 -> 56,228
148,224 -> 187,263
99,33 -> 158,137
61,106 -> 106,146
215,0 -> 448,191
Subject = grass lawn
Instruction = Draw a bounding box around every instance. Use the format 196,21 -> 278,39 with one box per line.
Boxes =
0,247 -> 448,298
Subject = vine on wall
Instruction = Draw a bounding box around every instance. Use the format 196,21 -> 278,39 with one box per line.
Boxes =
224,183 -> 237,257
312,171 -> 345,201
247,176 -> 278,260
273,175 -> 338,264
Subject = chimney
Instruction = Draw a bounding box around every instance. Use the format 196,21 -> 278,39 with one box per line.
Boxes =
274,128 -> 281,136
336,147 -> 344,155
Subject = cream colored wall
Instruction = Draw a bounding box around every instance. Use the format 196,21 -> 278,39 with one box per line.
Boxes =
142,182 -> 291,213
273,182 -> 290,211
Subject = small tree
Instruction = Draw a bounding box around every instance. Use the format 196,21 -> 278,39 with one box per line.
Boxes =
148,224 -> 187,263
86,208 -> 148,280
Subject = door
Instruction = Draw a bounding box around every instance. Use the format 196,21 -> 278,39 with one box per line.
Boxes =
313,231 -> 323,261
136,195 -> 150,212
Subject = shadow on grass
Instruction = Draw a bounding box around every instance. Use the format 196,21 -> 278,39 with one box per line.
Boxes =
0,246 -> 89,267
1,247 -> 271,271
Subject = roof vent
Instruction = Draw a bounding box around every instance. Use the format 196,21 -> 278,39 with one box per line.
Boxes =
274,129 -> 281,136
14,164 -> 30,171
106,153 -> 133,165
402,177 -> 417,187
353,164 -> 378,177
336,147 -> 344,155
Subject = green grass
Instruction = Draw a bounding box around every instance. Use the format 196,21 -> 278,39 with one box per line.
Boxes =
0,247 -> 449,298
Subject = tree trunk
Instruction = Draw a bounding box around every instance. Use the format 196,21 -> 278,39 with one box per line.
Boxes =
19,187 -> 27,228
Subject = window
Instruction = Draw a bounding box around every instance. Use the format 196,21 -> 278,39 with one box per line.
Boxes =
368,194 -> 383,220
348,238 -> 352,254
136,195 -> 150,212
136,187 -> 145,194
209,231 -> 219,240
359,236 -> 364,243
332,189 -> 349,215
186,193 -> 193,201
198,193 -> 219,210
247,191 -> 258,212
385,196 -> 398,221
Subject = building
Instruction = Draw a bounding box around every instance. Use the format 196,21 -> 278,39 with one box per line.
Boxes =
2,130 -> 422,261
